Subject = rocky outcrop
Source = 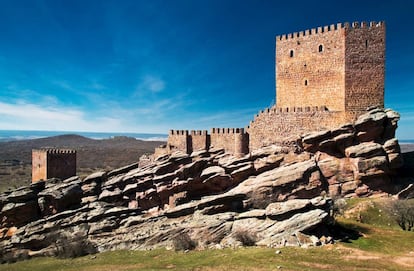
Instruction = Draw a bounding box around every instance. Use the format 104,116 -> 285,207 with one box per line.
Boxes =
0,107 -> 406,262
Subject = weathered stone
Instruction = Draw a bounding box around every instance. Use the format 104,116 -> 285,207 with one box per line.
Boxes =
230,163 -> 256,183
383,138 -> 401,153
394,184 -> 414,199
354,110 -> 387,142
345,142 -> 384,158
254,154 -> 284,174
231,160 -> 320,208
83,171 -> 107,183
265,199 -> 311,220
341,181 -> 358,194
107,163 -> 139,178
200,166 -> 225,180
354,156 -> 389,178
98,188 -> 122,203
236,209 -> 266,220
333,133 -> 355,155
387,152 -> 404,169
38,182 -> 83,216
1,201 -> 40,227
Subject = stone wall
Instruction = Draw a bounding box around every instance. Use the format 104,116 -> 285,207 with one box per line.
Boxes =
167,130 -> 190,154
210,128 -> 249,155
345,22 -> 385,112
32,150 -> 47,182
247,106 -> 346,150
156,128 -> 249,157
190,130 -> 209,152
276,23 -> 346,111
32,149 -> 77,182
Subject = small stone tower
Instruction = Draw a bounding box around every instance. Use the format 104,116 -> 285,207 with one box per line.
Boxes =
32,149 -> 77,183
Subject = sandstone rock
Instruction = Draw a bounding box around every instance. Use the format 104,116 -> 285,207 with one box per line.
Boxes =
230,163 -> 255,183
383,138 -> 401,153
254,154 -> 284,174
318,156 -> 339,179
354,109 -> 387,142
345,142 -> 384,158
333,133 -> 355,155
231,159 -> 320,208
4,186 -> 38,203
1,201 -> 40,227
175,159 -> 209,180
83,171 -> 107,183
190,150 -> 210,158
394,184 -> 414,199
387,152 -> 404,169
250,145 -> 286,160
354,156 -> 389,178
236,209 -> 266,219
38,182 -> 83,216
265,199 -> 311,220
200,166 -> 225,180
202,174 -> 232,193
302,130 -> 331,152
98,188 -> 122,203
108,163 -> 139,178
383,109 -> 400,140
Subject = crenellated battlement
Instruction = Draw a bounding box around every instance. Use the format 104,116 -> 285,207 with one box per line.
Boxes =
252,106 -> 329,123
32,149 -> 77,183
169,130 -> 189,136
33,148 -> 77,154
276,21 -> 384,41
211,128 -> 245,134
190,130 -> 208,136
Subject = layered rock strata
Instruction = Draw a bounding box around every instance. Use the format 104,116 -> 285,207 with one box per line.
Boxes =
0,108 -> 404,262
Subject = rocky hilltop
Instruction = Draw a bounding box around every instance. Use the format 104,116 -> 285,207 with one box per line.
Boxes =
0,108 -> 409,262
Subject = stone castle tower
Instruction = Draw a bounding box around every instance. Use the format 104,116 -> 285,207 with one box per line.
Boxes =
248,21 -> 385,150
276,21 -> 385,114
157,21 -> 386,156
32,149 -> 77,183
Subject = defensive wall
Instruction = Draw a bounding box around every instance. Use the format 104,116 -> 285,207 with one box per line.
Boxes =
156,21 -> 385,157
32,149 -> 77,183
155,128 -> 248,156
247,106 -> 346,150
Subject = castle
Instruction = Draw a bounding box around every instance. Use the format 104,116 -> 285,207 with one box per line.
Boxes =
32,149 -> 77,183
156,21 -> 385,157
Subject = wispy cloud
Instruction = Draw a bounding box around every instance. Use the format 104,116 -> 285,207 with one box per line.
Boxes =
0,101 -> 124,132
135,75 -> 165,94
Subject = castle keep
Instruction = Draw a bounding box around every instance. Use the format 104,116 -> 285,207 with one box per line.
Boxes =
32,149 -> 77,183
158,21 -> 385,156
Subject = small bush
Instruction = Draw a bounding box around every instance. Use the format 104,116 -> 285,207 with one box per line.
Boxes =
331,196 -> 347,218
234,229 -> 257,246
55,232 -> 97,258
387,199 -> 414,231
172,233 -> 197,251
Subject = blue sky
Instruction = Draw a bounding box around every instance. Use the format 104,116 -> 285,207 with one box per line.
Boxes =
0,0 -> 413,139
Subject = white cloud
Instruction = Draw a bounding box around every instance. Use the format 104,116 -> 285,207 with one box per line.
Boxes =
135,75 -> 165,94
0,101 -> 125,132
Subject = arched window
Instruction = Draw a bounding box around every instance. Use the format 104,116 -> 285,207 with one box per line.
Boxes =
290,50 -> 294,57
318,44 -> 323,52
365,40 -> 368,48
304,80 -> 308,86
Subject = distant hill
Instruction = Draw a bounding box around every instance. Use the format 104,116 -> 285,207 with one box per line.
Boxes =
0,134 -> 165,191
